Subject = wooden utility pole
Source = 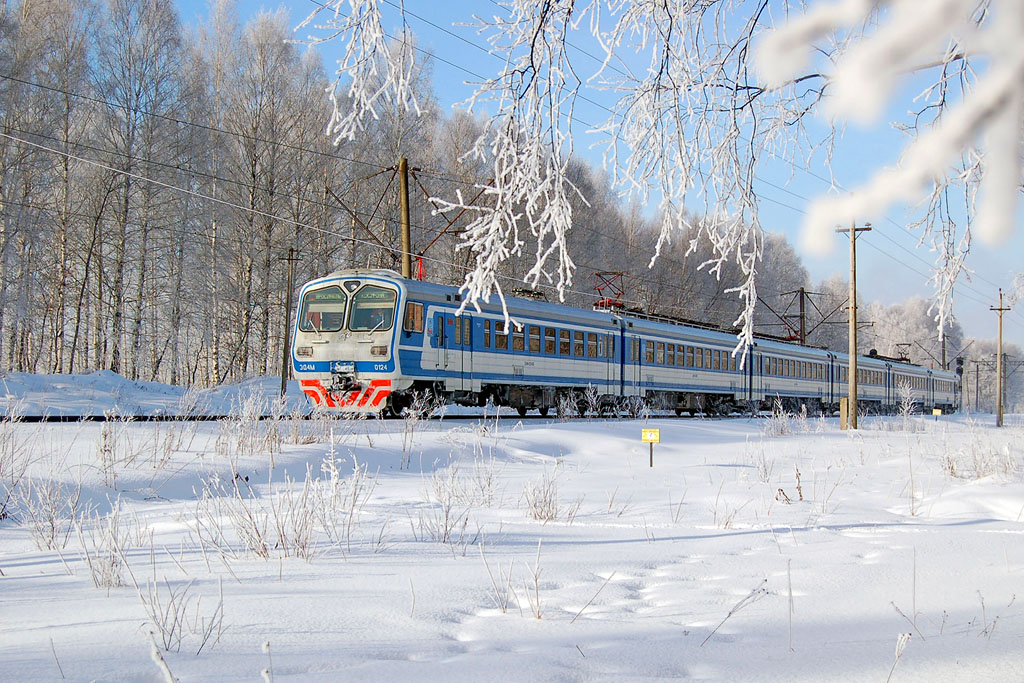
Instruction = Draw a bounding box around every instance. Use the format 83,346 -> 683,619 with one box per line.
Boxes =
280,248 -> 299,398
991,289 -> 1011,427
398,157 -> 412,279
836,222 -> 871,429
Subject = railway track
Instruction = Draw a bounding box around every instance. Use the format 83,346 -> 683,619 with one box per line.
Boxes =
8,410 -> 754,423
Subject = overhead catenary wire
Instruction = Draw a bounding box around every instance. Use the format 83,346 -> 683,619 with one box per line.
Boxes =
369,0 -> 1024,329
8,3 -> 1021,338
0,128 -> 761,322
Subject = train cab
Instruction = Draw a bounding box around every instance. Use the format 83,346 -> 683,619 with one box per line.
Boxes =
291,271 -> 406,411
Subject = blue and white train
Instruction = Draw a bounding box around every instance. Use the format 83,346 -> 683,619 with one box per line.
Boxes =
290,269 -> 960,416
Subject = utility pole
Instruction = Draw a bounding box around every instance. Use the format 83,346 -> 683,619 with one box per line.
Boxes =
398,157 -> 412,279
991,289 -> 1011,427
836,222 -> 871,429
280,248 -> 299,399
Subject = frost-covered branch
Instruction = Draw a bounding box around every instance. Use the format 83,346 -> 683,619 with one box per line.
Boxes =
296,0 -> 422,144
760,0 -> 1024,332
589,0 -> 828,349
303,0 -> 1021,347
436,0 -> 584,308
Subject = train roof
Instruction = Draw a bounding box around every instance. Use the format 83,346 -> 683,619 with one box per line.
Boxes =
309,269 -> 959,379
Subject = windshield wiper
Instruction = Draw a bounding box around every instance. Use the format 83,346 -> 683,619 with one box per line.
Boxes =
363,317 -> 386,339
308,314 -> 327,342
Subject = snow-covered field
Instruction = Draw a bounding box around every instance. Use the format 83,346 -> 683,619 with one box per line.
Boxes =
2,373 -> 1023,682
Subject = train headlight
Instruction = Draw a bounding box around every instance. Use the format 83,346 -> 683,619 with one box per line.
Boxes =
296,346 -> 313,357
370,345 -> 388,356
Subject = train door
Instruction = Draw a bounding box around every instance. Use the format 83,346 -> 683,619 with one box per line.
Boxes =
617,325 -> 626,397
604,333 -> 616,393
628,335 -> 642,396
434,312 -> 466,389
885,364 -> 893,407
457,314 -> 472,390
746,352 -> 757,403
433,311 -> 447,371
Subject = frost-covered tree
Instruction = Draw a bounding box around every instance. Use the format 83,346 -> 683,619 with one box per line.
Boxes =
863,296 -> 964,367
300,0 -> 1022,349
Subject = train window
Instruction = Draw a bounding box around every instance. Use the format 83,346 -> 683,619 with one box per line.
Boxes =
484,320 -> 491,348
695,348 -> 703,369
667,344 -> 675,366
513,325 -> 525,351
645,341 -> 654,364
544,328 -> 556,354
656,342 -> 665,364
464,318 -> 471,346
588,333 -> 598,358
631,338 -> 639,361
575,331 -> 585,357
528,325 -> 540,353
348,285 -> 397,331
496,321 -> 508,350
455,317 -> 463,345
730,355 -> 737,372
299,285 -> 348,333
676,345 -> 685,366
686,347 -> 695,367
713,350 -> 721,371
608,335 -> 615,358
497,321 -> 509,350
403,301 -> 424,333
559,329 -> 570,355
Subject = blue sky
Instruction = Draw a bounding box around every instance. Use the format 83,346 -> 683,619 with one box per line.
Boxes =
176,0 -> 1024,350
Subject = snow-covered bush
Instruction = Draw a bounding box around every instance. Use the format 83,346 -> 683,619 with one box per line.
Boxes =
16,477 -> 87,550
523,467 -> 560,523
76,506 -> 135,590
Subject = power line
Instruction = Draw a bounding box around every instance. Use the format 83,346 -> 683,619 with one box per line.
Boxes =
375,1 -> 1024,330
0,71 -> 486,191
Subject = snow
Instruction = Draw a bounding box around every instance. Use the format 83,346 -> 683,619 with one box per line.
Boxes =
2,373 -> 1024,681
0,371 -> 309,418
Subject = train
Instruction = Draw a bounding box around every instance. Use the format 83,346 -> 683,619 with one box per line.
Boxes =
290,269 -> 960,417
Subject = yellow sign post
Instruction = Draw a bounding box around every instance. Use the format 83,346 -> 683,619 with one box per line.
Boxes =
641,428 -> 660,467
932,408 -> 942,422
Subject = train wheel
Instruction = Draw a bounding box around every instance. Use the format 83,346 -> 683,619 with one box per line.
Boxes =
386,395 -> 408,418
517,406 -> 528,417
538,406 -> 550,417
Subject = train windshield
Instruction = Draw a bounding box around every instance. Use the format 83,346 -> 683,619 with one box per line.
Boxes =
348,285 -> 397,331
298,286 -> 348,333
